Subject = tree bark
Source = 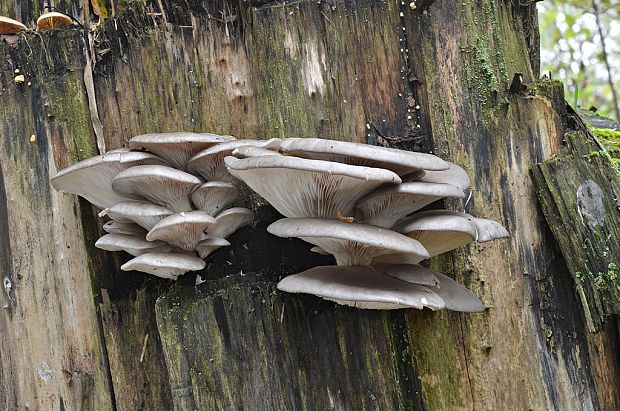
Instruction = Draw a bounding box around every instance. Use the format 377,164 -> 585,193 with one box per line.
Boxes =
0,0 -> 619,410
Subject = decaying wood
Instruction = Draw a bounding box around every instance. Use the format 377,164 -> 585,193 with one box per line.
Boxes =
532,132 -> 620,332
0,0 -> 619,410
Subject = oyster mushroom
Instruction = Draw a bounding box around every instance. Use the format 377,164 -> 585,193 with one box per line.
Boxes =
121,252 -> 206,280
111,165 -> 202,212
232,145 -> 283,158
418,162 -> 471,194
225,155 -> 401,218
354,181 -> 466,228
146,211 -> 216,251
36,12 -> 72,30
0,16 -> 27,34
128,132 -> 236,170
277,265 -> 445,310
102,220 -> 147,236
267,218 -> 429,266
191,182 -> 238,215
51,151 -> 166,209
195,237 -> 231,259
187,138 -> 281,182
373,264 -> 485,312
208,207 -> 254,239
278,138 -> 449,175
95,234 -> 171,256
99,201 -> 173,231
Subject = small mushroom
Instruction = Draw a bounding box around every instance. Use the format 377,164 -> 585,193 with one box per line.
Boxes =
128,132 -> 236,170
232,145 -> 283,158
121,252 -> 206,280
277,265 -> 445,310
146,211 -> 216,251
373,263 -> 484,312
99,201 -> 173,231
95,234 -> 172,256
0,16 -> 27,35
225,155 -> 401,218
187,138 -> 281,182
267,218 -> 429,266
390,211 -> 479,262
207,207 -> 255,239
195,237 -> 230,259
354,181 -> 466,228
111,165 -> 202,212
191,182 -> 238,215
102,220 -> 147,236
418,162 -> 471,194
278,138 -> 449,175
36,12 -> 72,30
51,151 -> 166,209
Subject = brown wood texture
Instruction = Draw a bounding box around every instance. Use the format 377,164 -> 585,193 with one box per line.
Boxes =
0,0 -> 619,410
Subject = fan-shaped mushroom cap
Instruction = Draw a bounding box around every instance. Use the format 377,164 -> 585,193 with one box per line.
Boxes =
0,16 -> 27,34
105,147 -> 132,153
373,263 -> 439,287
225,155 -> 401,218
102,220 -> 147,236
146,211 -> 216,251
187,138 -> 281,182
95,234 -> 171,256
279,138 -> 449,175
36,12 -> 72,30
121,252 -> 206,280
354,181 -> 466,228
195,237 -> 230,259
392,211 -> 478,261
111,165 -> 201,212
268,218 -> 429,266
99,201 -> 173,231
373,263 -> 484,312
51,152 -> 166,209
208,207 -> 254,239
232,146 -> 283,158
418,162 -> 471,194
191,182 -> 238,215
277,265 -> 445,310
128,132 -> 235,170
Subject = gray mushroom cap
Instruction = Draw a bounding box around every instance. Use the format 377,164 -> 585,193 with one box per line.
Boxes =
128,132 -> 236,170
392,212 -> 479,261
232,146 -> 283,158
111,165 -> 202,212
187,138 -> 281,182
418,162 -> 471,194
277,265 -> 445,310
102,220 -> 147,236
146,211 -> 216,251
191,182 -> 238,216
354,181 -> 466,228
278,138 -> 450,175
373,263 -> 439,287
99,201 -> 174,231
195,237 -> 231,259
373,263 -> 484,312
95,234 -> 172,256
225,155 -> 401,218
208,207 -> 254,239
267,218 -> 429,266
121,252 -> 206,280
51,151 -> 166,209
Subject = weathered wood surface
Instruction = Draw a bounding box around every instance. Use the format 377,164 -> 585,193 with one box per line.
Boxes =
0,0 -> 619,410
532,132 -> 620,332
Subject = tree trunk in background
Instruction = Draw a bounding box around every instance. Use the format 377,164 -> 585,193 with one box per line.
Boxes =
0,0 -> 619,410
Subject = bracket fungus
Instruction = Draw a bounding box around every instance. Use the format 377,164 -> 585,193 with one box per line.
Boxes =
36,12 -> 72,30
51,132 -> 259,279
226,137 -> 509,312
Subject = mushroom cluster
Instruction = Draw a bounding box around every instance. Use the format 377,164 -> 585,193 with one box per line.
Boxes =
52,133 -> 280,279
225,138 -> 509,311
